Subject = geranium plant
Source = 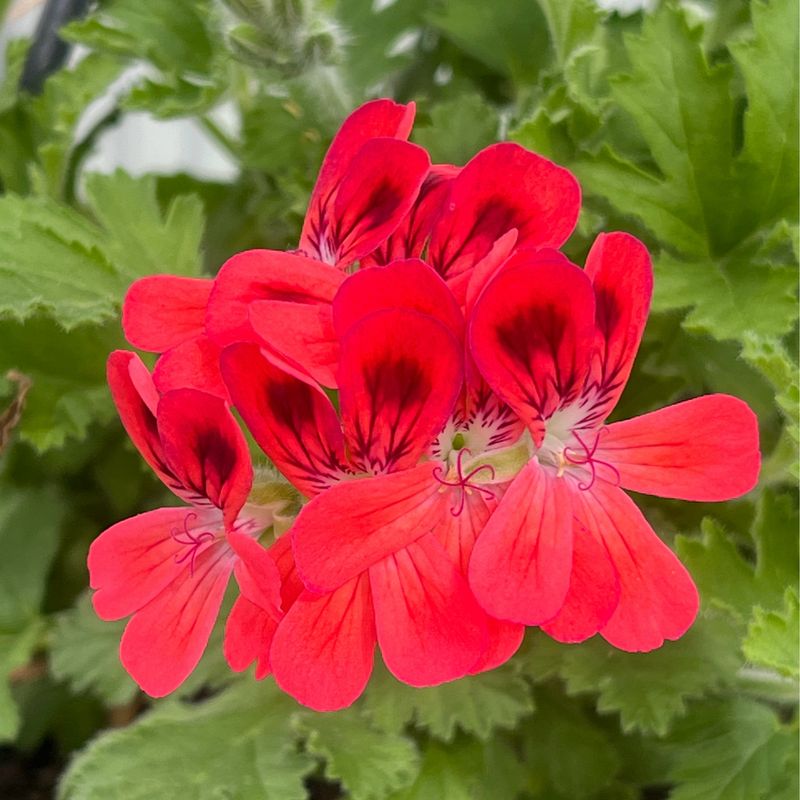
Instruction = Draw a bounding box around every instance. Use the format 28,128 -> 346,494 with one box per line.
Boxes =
0,1 -> 795,798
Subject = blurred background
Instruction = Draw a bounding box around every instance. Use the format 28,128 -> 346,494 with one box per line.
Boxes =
0,1 -> 796,799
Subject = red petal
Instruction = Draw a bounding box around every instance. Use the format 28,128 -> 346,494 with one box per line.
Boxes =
582,233 -> 653,424
300,99 -> 416,261
221,343 -> 346,498
123,275 -> 212,352
597,395 -> 761,501
577,481 -> 699,651
317,138 -> 431,267
540,517 -> 620,643
107,351 -> 177,490
469,250 -> 595,445
224,595 -> 276,679
120,542 -> 233,697
366,165 -> 459,265
249,300 -> 338,388
270,533 -> 306,612
434,490 -> 491,574
463,228 -> 518,314
427,143 -> 580,286
333,258 -> 463,341
468,462 -> 573,625
270,575 -> 376,711
228,531 -> 282,618
206,249 -> 343,348
89,506 -> 223,620
432,492 -> 524,674
291,463 -> 448,593
339,308 -> 462,471
370,533 -> 489,686
157,389 -> 253,526
152,336 -> 228,400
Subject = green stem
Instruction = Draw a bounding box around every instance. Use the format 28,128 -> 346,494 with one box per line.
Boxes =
736,667 -> 799,705
199,115 -> 240,159
63,107 -> 121,205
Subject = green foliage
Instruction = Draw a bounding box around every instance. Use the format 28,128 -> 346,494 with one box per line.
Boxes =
665,699 -> 797,800
0,0 -> 795,797
297,707 -> 420,799
388,735 -> 529,800
677,490 -> 799,619
0,487 -> 62,740
58,681 -> 315,800
743,588 -> 799,679
363,660 -> 534,741
521,615 -> 743,736
522,688 -> 621,798
49,593 -> 138,707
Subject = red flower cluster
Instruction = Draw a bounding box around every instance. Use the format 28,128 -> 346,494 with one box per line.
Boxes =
89,100 -> 760,710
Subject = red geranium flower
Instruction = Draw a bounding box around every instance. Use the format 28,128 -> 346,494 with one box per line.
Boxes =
119,98 -> 429,395
467,233 -> 761,650
221,296 -> 495,710
88,352 -> 281,696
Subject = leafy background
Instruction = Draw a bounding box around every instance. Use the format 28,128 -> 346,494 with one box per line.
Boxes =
0,0 -> 796,797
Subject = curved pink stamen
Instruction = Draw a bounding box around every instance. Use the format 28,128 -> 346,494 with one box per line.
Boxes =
433,449 -> 497,516
563,429 -> 620,491
171,512 -> 216,575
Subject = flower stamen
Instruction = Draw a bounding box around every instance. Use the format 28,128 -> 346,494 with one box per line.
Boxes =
562,429 -> 620,491
433,449 -> 497,516
171,512 -> 216,575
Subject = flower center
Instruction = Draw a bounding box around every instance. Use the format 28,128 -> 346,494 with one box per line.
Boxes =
540,427 -> 620,491
433,449 -> 496,517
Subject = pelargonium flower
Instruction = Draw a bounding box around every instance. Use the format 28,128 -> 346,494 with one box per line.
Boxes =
221,294 -> 498,710
120,101 -> 582,404
467,233 -> 761,650
120,98 -> 430,395
88,352 -> 283,696
220,256 -> 585,710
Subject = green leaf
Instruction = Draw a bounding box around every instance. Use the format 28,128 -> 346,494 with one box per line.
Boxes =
58,681 -> 314,800
741,331 -> 800,447
536,0 -> 603,67
413,94 -> 499,166
743,588 -> 799,679
522,689 -> 621,798
297,707 -> 420,799
83,171 -> 205,279
578,6 -> 736,258
573,3 -> 799,344
0,38 -> 30,115
652,240 -> 797,341
728,0 -> 799,238
363,660 -> 533,742
0,486 -> 63,630
428,0 -> 551,85
0,195 -> 123,328
521,616 -> 743,736
388,735 -> 528,800
51,590 -> 237,706
0,318 -> 120,451
0,171 -> 203,328
0,619 -> 46,742
63,0 -> 225,119
665,698 -> 797,800
49,594 -> 137,707
677,490 -> 799,619
336,0 -> 429,94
